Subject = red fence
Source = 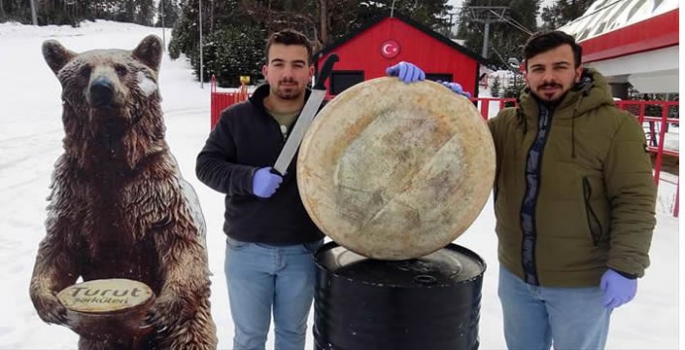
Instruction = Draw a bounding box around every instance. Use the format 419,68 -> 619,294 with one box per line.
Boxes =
210,85 -> 679,216
210,76 -> 249,128
614,100 -> 679,197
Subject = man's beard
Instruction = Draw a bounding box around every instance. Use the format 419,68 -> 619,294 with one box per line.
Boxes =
273,80 -> 302,100
534,83 -> 566,105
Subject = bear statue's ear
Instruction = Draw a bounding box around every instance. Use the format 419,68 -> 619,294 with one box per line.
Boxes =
133,35 -> 163,72
42,40 -> 76,75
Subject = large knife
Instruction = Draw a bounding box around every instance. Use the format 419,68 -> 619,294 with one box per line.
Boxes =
272,53 -> 339,176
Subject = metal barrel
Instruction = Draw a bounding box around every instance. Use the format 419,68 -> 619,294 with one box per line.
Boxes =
313,241 -> 486,350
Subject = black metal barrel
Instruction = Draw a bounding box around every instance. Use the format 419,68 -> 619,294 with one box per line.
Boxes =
313,241 -> 486,350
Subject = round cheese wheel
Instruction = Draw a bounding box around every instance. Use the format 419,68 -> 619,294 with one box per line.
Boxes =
298,77 -> 495,260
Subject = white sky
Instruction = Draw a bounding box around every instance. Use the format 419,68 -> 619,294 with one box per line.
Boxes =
0,19 -> 679,349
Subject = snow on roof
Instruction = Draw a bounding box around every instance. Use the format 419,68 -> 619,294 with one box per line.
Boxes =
558,0 -> 679,42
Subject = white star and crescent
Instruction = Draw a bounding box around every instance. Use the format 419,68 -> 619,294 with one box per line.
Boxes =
381,40 -> 400,58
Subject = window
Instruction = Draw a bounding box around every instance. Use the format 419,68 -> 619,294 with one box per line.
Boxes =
425,73 -> 454,83
329,71 -> 364,95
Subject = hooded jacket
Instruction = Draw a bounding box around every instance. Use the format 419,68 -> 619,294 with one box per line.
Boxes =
488,68 -> 656,287
196,84 -> 324,245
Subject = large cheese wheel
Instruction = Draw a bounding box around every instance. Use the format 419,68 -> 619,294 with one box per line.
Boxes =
297,77 -> 495,260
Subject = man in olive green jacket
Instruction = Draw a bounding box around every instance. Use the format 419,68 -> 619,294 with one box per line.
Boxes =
388,31 -> 656,350
488,31 -> 656,350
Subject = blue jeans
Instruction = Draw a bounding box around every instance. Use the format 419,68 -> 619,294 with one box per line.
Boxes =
225,237 -> 322,350
498,266 -> 612,350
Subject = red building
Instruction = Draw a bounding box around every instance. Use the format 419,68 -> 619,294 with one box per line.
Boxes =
314,12 -> 489,97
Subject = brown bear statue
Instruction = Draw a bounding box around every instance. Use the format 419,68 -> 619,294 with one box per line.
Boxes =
28,35 -> 218,350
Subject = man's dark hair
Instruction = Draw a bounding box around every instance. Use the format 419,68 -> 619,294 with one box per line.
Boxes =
523,30 -> 582,70
265,29 -> 313,64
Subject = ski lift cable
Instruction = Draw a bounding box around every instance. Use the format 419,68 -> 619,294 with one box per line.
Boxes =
496,15 -> 530,34
507,16 -> 535,35
494,12 -> 533,35
488,9 -> 533,35
503,17 -> 533,35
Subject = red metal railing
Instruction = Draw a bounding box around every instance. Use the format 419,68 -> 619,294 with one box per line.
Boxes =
614,100 -> 679,186
210,75 -> 249,128
471,97 -> 518,120
615,100 -> 680,217
209,89 -> 679,216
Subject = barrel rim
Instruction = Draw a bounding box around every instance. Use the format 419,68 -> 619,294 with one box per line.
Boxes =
314,241 -> 487,289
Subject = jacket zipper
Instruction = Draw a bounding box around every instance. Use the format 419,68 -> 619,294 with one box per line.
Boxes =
279,125 -> 288,142
267,116 -> 286,144
582,177 -> 604,246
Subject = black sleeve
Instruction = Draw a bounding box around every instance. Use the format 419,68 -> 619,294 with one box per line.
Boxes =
195,108 -> 256,196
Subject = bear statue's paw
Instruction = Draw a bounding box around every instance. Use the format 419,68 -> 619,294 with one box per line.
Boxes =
34,293 -> 68,325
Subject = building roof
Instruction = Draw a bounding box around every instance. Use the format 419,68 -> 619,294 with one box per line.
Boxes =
558,0 -> 679,43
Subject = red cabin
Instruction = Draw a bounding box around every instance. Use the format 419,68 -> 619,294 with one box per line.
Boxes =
314,12 -> 489,98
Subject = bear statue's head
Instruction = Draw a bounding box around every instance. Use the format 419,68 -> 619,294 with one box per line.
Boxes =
42,35 -> 164,142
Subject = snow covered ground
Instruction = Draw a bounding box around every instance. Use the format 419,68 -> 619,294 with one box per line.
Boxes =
0,21 -> 679,349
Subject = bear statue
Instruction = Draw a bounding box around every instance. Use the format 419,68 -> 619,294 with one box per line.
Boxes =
28,35 -> 218,350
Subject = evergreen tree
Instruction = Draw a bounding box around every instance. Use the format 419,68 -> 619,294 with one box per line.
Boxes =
31,0 -> 99,26
170,0 -> 453,86
540,0 -> 593,30
156,0 -> 180,28
202,26 -> 267,86
169,0 -> 264,86
238,0 -> 452,51
136,0 -> 154,26
490,76 -> 501,97
503,76 -> 525,99
2,0 -> 153,26
114,0 -> 154,25
354,0 -> 452,32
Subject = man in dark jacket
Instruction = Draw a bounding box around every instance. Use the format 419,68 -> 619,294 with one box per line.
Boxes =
196,29 -> 323,350
389,31 -> 656,349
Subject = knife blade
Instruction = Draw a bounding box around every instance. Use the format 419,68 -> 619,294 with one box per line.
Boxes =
272,53 -> 339,176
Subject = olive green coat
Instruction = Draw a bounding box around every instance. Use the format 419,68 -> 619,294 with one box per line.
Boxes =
488,68 -> 656,287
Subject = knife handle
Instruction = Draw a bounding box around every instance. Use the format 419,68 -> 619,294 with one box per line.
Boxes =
270,167 -> 285,177
314,54 -> 339,90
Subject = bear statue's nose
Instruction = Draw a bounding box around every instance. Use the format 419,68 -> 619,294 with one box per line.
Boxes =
90,78 -> 114,107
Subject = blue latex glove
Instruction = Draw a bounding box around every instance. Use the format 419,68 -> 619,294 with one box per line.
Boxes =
600,269 -> 637,309
385,61 -> 425,83
436,80 -> 472,98
252,167 -> 283,198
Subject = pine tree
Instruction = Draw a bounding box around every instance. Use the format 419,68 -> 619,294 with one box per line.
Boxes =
540,0 -> 593,30
202,26 -> 267,86
170,0 -> 453,86
136,0 -> 154,26
490,76 -> 501,97
156,0 -> 180,28
503,76 -> 525,99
